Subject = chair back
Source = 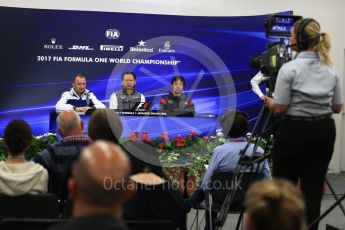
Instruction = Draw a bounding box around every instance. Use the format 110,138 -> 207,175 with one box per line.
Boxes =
62,197 -> 73,218
0,218 -> 64,230
0,193 -> 59,219
210,171 -> 263,212
125,220 -> 176,230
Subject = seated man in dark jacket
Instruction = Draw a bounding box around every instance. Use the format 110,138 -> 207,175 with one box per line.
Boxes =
160,75 -> 195,113
33,110 -> 91,199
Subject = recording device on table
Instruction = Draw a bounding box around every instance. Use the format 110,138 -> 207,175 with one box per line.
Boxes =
213,14 -> 303,230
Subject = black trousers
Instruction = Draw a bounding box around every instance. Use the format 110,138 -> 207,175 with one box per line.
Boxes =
273,117 -> 336,230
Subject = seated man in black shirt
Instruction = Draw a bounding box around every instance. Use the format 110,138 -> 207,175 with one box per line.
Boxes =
159,75 -> 195,112
48,141 -> 131,230
123,141 -> 187,230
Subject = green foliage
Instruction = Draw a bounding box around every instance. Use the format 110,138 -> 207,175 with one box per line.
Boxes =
0,139 -> 6,161
0,133 -> 58,160
0,130 -> 273,189
120,130 -> 271,189
157,132 -> 273,187
120,132 -> 228,187
247,133 -> 274,167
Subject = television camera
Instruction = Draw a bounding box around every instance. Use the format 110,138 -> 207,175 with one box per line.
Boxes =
249,14 -> 302,78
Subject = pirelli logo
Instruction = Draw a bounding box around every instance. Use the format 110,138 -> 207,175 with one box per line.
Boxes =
100,45 -> 124,52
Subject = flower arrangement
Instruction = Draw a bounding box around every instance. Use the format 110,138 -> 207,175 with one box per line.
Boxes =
121,131 -> 274,193
0,130 -> 273,195
0,133 -> 58,160
121,131 -> 228,192
246,132 -> 274,167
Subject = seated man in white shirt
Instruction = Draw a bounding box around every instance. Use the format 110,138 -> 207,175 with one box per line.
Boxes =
55,73 -> 106,113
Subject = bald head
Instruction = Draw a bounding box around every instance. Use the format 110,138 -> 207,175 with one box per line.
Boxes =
72,140 -> 130,206
57,110 -> 82,136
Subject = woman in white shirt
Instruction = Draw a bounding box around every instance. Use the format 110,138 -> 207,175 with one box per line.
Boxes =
0,120 -> 48,196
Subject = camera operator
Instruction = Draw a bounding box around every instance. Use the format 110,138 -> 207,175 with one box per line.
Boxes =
264,18 -> 343,230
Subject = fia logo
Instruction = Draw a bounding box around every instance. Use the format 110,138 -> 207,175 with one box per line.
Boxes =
105,29 -> 120,39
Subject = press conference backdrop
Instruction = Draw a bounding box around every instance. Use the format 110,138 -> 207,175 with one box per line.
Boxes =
0,6 -> 270,137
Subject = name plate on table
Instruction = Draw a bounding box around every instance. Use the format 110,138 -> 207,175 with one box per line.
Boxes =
115,110 -> 195,117
49,109 -> 217,135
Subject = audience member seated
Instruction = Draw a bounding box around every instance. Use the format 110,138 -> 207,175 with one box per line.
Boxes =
33,110 -> 91,199
123,141 -> 187,230
187,109 -> 271,230
48,140 -> 131,230
0,120 -> 48,196
88,109 -> 123,143
244,179 -> 307,230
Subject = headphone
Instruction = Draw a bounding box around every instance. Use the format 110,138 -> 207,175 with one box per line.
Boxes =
297,18 -> 320,50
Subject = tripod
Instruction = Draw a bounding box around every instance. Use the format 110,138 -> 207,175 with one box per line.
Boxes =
212,102 -> 276,230
213,153 -> 271,230
308,179 -> 345,229
324,177 -> 345,216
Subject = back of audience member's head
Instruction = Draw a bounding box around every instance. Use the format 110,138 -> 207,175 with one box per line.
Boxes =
123,141 -> 165,179
221,109 -> 249,138
244,179 -> 307,230
57,110 -> 82,136
88,109 -> 123,143
70,140 -> 130,208
4,119 -> 33,156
